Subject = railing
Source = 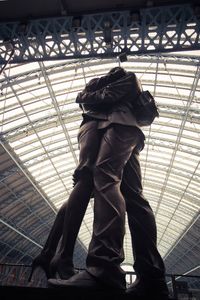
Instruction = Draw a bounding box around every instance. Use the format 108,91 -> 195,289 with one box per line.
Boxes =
126,271 -> 200,300
0,263 -> 200,299
0,4 -> 200,63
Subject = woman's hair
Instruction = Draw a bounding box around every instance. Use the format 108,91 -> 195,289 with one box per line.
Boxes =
85,67 -> 127,93
107,66 -> 126,76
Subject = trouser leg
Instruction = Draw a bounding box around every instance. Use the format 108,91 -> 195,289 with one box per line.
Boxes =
41,202 -> 66,258
58,121 -> 101,265
121,151 -> 166,279
59,176 -> 94,266
86,125 -> 141,289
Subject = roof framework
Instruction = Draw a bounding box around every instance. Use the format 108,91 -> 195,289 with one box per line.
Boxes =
0,55 -> 200,276
0,4 -> 200,64
0,54 -> 199,280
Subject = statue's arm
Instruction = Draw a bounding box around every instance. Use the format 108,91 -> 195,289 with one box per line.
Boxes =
76,74 -> 137,106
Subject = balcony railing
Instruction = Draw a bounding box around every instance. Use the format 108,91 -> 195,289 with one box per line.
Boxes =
0,263 -> 200,300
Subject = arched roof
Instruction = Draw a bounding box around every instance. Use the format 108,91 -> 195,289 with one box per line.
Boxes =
0,53 -> 199,279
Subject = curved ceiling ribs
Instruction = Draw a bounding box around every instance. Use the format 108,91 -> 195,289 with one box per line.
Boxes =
0,54 -> 199,279
0,1 -> 200,283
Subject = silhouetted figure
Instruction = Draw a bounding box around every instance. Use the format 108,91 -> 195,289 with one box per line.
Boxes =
30,67 -> 168,299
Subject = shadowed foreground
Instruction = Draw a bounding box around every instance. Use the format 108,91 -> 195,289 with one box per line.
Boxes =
0,285 -> 177,300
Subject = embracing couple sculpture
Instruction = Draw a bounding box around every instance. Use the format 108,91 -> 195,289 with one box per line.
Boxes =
29,67 -> 169,299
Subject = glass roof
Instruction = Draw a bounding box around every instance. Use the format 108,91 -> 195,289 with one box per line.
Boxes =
0,53 -> 200,267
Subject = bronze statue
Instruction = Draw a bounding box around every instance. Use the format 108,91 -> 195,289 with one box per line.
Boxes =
29,67 -> 169,299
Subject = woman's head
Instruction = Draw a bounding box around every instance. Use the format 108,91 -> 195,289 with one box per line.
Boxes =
107,67 -> 127,82
108,66 -> 126,76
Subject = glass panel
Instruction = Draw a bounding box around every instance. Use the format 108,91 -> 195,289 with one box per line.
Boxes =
0,55 -> 199,269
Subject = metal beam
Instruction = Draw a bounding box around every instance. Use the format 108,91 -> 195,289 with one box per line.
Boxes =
154,64 -> 200,217
0,55 -> 200,89
0,139 -> 57,213
0,4 -> 200,64
39,61 -> 78,165
0,218 -> 43,248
